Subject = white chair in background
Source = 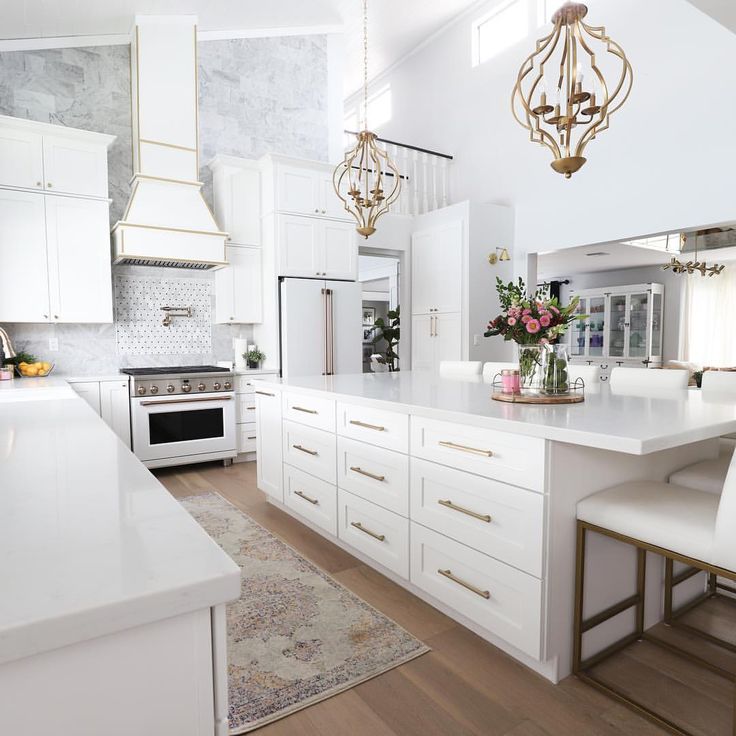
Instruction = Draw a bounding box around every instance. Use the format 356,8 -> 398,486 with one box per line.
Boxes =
567,364 -> 601,386
438,361 -> 483,378
573,449 -> 736,732
669,370 -> 736,494
609,366 -> 689,391
481,361 -> 518,383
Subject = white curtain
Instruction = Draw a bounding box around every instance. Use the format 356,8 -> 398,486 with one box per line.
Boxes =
681,266 -> 736,367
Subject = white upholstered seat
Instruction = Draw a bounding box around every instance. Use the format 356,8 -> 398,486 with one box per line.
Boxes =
481,361 -> 518,383
668,371 -> 736,493
609,366 -> 689,391
567,364 -> 601,385
439,361 -> 483,377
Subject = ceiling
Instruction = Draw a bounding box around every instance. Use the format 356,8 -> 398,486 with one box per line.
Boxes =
686,0 -> 736,34
0,0 -> 481,96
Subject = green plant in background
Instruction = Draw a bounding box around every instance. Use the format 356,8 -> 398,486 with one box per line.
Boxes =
370,306 -> 400,372
7,350 -> 36,366
244,348 -> 265,368
693,370 -> 704,388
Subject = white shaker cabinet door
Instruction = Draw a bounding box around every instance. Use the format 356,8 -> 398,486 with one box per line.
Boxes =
42,135 -> 109,198
278,215 -> 321,278
71,382 -> 102,414
318,171 -> 345,220
321,220 -> 357,281
215,245 -> 262,324
255,388 -> 283,501
46,196 -> 113,323
434,312 -> 462,363
0,190 -> 51,323
100,380 -> 132,449
0,127 -> 43,190
277,165 -> 319,216
411,314 -> 435,372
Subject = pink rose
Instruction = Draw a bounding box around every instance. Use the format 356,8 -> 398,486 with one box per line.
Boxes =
521,315 -> 531,323
539,314 -> 551,327
522,308 -> 532,315
526,319 -> 541,334
507,317 -> 517,326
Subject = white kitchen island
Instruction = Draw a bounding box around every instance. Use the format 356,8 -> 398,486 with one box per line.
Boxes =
0,386 -> 241,736
253,371 -> 736,683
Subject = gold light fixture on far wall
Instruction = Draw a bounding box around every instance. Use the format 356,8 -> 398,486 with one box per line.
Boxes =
662,233 -> 725,277
511,2 -> 633,178
488,247 -> 511,265
333,0 -> 401,238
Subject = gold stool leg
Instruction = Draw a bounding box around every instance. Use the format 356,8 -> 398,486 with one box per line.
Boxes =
636,547 -> 646,638
573,520 -> 586,674
664,557 -> 674,625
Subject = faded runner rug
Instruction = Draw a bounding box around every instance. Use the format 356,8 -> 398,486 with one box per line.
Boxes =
181,493 -> 429,734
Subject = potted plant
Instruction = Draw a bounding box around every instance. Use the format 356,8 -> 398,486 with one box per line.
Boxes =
244,347 -> 265,370
484,278 -> 585,393
369,306 -> 400,372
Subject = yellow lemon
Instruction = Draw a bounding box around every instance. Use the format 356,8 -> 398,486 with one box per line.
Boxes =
25,366 -> 39,376
41,362 -> 51,372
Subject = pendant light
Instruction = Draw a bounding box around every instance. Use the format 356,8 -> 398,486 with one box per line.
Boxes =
662,233 -> 726,277
333,0 -> 401,238
511,2 -> 633,178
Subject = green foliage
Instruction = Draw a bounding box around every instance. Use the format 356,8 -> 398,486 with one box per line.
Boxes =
245,348 -> 265,364
369,306 -> 401,372
7,350 -> 36,365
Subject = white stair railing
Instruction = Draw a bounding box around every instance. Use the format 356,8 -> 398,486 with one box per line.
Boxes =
343,131 -> 453,216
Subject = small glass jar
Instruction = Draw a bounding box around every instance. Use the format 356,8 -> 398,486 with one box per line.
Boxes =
540,343 -> 570,395
501,368 -> 521,394
0,364 -> 14,381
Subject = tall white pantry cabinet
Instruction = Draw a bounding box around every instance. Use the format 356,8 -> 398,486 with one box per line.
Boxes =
0,115 -> 116,324
411,201 -> 514,371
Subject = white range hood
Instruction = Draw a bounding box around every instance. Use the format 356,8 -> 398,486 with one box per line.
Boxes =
113,15 -> 227,270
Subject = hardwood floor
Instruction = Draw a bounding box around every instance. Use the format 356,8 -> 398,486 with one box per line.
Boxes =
155,461 -> 734,736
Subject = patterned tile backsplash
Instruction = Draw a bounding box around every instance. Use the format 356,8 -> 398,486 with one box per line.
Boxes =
5,266 -> 252,376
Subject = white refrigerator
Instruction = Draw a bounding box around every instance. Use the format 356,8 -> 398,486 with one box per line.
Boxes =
280,278 -> 363,378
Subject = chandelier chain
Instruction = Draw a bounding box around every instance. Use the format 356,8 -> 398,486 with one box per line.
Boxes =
363,0 -> 369,130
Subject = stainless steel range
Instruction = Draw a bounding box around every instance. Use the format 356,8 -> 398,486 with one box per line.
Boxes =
122,365 -> 237,469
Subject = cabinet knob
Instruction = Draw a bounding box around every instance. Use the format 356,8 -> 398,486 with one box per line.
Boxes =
47,182 -> 53,188
229,316 -> 234,320
314,208 -> 319,213
35,181 -> 42,187
53,315 -> 59,320
43,314 -> 48,319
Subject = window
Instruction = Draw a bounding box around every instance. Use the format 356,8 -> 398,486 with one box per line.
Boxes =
344,85 -> 392,134
682,267 -> 736,368
472,0 -> 528,66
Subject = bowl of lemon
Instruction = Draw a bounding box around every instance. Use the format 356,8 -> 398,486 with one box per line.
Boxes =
15,360 -> 54,378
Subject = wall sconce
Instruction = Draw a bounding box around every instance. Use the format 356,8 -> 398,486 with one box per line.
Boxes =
488,248 -> 510,266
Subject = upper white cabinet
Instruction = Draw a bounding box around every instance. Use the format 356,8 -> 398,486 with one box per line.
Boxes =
215,245 -> 263,324
411,221 -> 463,315
0,115 -> 115,324
276,215 -> 357,280
268,158 -> 347,220
208,156 -> 260,246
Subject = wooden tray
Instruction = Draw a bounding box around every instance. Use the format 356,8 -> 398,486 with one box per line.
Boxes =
492,391 -> 584,404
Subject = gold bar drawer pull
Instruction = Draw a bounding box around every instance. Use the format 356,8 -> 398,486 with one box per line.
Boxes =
293,406 -> 318,415
293,444 -> 318,456
349,419 -> 385,432
256,391 -> 275,397
438,569 -> 490,599
438,499 -> 492,523
295,490 -> 319,505
350,466 -> 386,482
438,440 -> 493,457
350,521 -> 386,542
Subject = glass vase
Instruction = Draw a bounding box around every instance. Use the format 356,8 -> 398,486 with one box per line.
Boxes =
540,343 -> 570,395
516,344 -> 544,390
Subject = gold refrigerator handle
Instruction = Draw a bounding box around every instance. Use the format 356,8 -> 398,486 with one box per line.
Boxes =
321,287 -> 328,376
326,288 -> 334,375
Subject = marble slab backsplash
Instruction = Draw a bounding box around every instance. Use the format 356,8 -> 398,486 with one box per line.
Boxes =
5,266 -> 253,376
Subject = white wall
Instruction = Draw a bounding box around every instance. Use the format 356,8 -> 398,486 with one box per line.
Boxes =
559,266 -> 684,363
353,0 -> 736,278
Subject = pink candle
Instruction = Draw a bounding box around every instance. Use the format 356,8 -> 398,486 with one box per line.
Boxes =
501,369 -> 521,394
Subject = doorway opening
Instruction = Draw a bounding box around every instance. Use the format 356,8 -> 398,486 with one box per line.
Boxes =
359,254 -> 400,373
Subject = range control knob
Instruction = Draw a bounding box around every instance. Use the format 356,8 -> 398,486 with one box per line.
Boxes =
213,382 -> 221,391
223,381 -> 232,390
166,384 -> 175,394
137,386 -> 146,396
198,382 -> 206,392
149,385 -> 159,395
182,383 -> 192,393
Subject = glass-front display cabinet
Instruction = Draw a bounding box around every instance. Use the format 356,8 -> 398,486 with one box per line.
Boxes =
567,283 -> 664,369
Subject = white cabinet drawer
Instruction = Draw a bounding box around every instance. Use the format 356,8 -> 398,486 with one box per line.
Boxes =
235,376 -> 257,394
338,436 -> 409,516
410,416 -> 546,492
284,463 -> 337,535
238,423 -> 257,454
410,523 -> 542,659
338,490 -> 409,579
337,402 -> 409,453
410,458 -> 544,576
282,421 -> 336,484
237,394 -> 256,423
283,392 -> 336,432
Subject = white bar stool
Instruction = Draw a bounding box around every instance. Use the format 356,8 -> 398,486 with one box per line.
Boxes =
609,366 -> 689,391
568,364 -> 601,385
481,361 -> 518,383
438,360 -> 483,377
574,451 -> 736,735
669,370 -> 736,494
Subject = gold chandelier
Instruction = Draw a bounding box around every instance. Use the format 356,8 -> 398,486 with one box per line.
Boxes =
333,0 -> 401,238
511,2 -> 633,178
662,233 -> 725,277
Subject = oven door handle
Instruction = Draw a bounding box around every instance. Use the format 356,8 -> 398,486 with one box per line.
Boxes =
140,396 -> 233,406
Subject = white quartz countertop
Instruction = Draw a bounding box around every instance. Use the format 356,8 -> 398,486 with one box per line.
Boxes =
0,391 -> 241,665
257,372 -> 736,455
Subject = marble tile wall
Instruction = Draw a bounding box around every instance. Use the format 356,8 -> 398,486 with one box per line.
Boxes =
0,34 -> 329,375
